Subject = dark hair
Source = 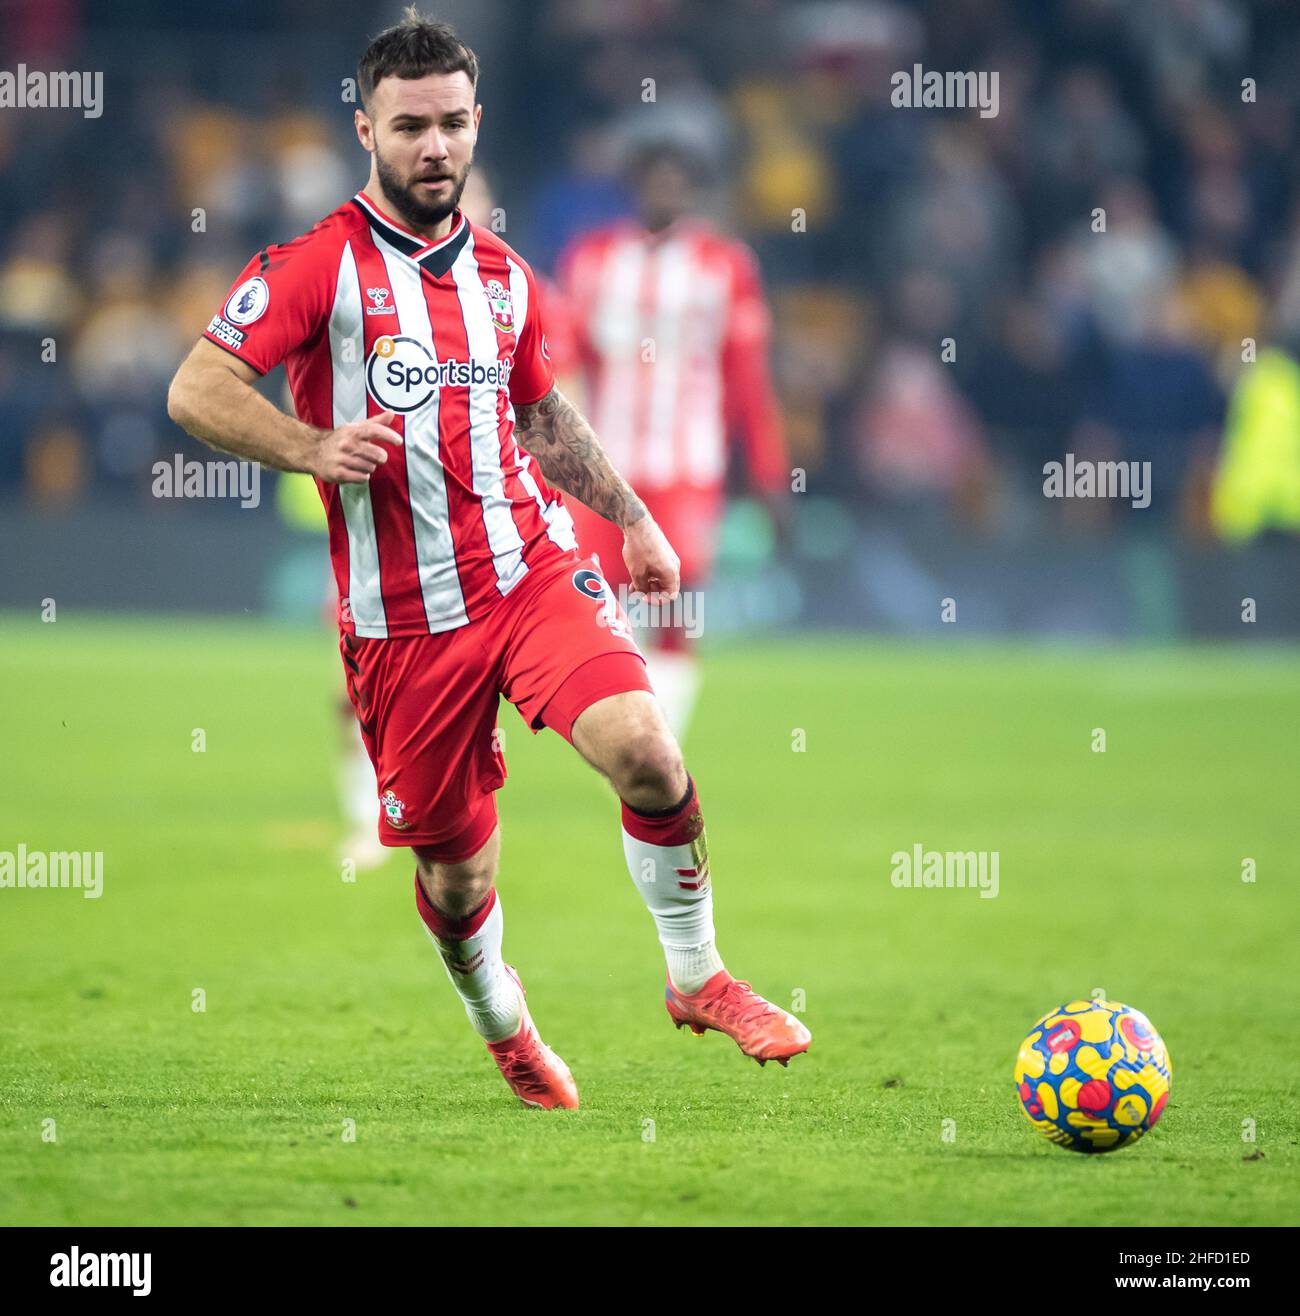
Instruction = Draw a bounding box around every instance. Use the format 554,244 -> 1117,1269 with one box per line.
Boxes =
627,138 -> 711,187
358,7 -> 480,111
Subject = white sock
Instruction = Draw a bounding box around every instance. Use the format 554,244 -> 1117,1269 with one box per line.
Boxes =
644,649 -> 701,744
620,778 -> 726,994
416,886 -> 522,1042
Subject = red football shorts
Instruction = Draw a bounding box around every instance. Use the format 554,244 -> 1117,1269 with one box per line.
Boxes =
340,551 -> 651,862
565,484 -> 722,590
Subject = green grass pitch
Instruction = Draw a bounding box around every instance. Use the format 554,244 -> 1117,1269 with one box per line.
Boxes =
1,616 -> 1296,1226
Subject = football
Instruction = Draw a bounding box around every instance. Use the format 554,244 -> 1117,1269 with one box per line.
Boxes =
1015,999 -> 1172,1153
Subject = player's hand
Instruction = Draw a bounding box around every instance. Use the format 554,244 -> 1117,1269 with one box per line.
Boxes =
312,410 -> 404,483
623,516 -> 680,603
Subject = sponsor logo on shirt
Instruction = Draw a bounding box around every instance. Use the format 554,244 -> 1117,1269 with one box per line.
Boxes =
206,314 -> 246,349
365,286 -> 396,316
365,334 -> 512,413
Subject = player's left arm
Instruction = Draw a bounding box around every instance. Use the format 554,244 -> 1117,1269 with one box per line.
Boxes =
514,386 -> 680,600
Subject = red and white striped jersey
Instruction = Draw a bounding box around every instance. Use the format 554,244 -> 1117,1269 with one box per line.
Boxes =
204,191 -> 577,638
557,218 -> 787,495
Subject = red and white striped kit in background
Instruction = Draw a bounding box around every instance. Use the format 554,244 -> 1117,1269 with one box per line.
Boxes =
556,216 -> 788,503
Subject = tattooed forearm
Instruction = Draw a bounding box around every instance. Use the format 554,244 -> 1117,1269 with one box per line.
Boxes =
513,387 -> 648,528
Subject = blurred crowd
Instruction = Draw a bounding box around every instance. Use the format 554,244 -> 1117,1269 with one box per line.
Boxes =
3,0 -> 1300,542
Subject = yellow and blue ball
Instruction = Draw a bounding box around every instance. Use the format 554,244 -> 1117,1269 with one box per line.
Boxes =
1014,999 -> 1171,1152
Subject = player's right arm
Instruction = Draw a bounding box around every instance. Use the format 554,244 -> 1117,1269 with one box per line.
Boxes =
169,237 -> 403,483
166,339 -> 402,484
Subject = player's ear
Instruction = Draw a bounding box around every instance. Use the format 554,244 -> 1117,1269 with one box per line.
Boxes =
355,107 -> 373,150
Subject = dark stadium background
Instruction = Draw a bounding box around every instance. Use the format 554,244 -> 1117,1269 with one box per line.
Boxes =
3,0 -> 1299,637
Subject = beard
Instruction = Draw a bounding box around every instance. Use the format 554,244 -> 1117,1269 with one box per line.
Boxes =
374,147 -> 471,230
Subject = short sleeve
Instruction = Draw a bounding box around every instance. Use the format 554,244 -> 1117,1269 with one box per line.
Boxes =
508,258 -> 556,407
203,242 -> 329,375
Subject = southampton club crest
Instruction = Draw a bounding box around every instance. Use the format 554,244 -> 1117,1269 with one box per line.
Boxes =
484,278 -> 514,333
380,788 -> 411,830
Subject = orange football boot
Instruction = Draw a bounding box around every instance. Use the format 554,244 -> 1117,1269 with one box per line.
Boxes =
665,970 -> 811,1066
485,966 -> 579,1109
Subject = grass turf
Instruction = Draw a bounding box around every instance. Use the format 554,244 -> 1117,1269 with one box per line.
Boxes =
0,616 -> 1296,1225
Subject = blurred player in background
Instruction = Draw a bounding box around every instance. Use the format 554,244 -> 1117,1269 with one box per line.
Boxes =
558,141 -> 791,741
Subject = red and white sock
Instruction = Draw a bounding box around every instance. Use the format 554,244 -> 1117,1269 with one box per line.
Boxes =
414,879 -> 522,1042
621,774 -> 726,994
